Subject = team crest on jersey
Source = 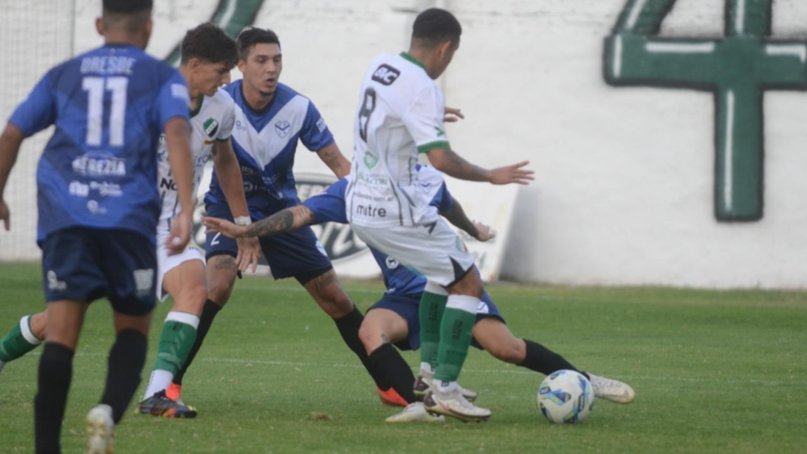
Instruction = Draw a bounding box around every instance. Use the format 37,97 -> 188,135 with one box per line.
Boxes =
274,120 -> 291,138
203,118 -> 219,138
363,152 -> 379,169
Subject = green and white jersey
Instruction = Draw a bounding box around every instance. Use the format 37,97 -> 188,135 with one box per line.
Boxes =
157,88 -> 235,224
347,52 -> 449,227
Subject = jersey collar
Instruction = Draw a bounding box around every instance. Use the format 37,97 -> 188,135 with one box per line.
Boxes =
400,52 -> 427,72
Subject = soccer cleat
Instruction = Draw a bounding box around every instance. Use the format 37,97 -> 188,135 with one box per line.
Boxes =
377,387 -> 409,407
165,383 -> 182,401
138,390 -> 198,418
413,374 -> 478,402
385,402 -> 445,423
423,389 -> 491,423
86,404 -> 115,454
588,373 -> 636,404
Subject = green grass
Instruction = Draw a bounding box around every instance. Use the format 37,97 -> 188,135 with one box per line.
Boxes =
1,262 -> 806,453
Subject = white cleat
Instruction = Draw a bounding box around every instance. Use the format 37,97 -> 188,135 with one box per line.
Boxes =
588,373 -> 636,404
385,402 -> 445,423
413,373 -> 478,402
86,404 -> 115,454
423,389 -> 491,423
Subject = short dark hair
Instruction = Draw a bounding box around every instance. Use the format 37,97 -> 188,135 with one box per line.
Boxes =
412,8 -> 462,46
236,27 -> 281,60
103,0 -> 152,14
181,23 -> 238,68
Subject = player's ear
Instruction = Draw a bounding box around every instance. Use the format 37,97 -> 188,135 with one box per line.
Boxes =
95,17 -> 104,36
143,17 -> 154,42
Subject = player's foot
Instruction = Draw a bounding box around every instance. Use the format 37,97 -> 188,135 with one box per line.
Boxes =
413,374 -> 478,402
377,387 -> 408,407
423,389 -> 491,423
588,373 -> 635,404
385,402 -> 445,423
85,404 -> 115,454
138,390 -> 198,418
165,383 -> 182,401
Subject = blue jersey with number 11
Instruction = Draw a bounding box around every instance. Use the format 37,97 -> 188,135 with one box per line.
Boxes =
9,43 -> 189,245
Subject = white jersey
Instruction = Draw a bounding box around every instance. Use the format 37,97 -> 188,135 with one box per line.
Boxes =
157,88 -> 235,223
346,52 -> 449,227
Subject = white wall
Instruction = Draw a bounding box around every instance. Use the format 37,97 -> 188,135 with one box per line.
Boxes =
3,0 -> 807,289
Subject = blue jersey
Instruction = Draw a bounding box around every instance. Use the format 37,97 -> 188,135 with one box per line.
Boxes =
304,166 -> 452,297
205,81 -> 335,217
9,44 -> 189,244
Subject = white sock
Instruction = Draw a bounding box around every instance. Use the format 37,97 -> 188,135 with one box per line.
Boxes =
143,369 -> 173,399
420,362 -> 434,377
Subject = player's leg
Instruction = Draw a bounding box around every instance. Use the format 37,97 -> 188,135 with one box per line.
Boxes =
0,311 -> 46,373
359,305 -> 416,406
139,252 -> 205,417
472,306 -> 634,404
170,227 -> 241,393
34,228 -> 106,453
351,222 -> 490,422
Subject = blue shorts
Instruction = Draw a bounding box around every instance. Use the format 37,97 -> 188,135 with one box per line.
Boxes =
205,203 -> 332,284
41,227 -> 157,316
369,291 -> 505,351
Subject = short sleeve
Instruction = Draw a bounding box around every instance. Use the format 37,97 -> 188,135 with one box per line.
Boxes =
303,179 -> 349,224
9,72 -> 57,137
401,85 -> 449,154
300,100 -> 335,152
155,70 -> 190,129
216,96 -> 236,141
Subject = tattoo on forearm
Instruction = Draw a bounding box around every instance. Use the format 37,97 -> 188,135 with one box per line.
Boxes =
247,209 -> 295,237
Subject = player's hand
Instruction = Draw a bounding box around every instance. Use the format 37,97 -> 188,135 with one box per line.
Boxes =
0,200 -> 9,231
235,237 -> 260,273
166,210 -> 192,255
444,106 -> 465,123
488,160 -> 534,185
202,216 -> 245,238
472,221 -> 496,242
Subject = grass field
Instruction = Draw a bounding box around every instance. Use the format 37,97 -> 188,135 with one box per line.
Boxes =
1,262 -> 806,453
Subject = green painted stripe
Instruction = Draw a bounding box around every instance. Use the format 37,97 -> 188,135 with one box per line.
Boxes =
164,0 -> 265,66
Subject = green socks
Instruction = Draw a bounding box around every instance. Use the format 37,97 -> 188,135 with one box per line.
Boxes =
0,315 -> 42,362
418,288 -> 448,371
434,295 -> 479,383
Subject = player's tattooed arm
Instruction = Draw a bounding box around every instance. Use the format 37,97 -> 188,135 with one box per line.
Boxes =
203,206 -> 315,239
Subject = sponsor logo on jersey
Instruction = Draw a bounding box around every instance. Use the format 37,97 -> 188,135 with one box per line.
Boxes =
316,118 -> 327,133
203,118 -> 219,138
72,152 -> 126,177
372,64 -> 401,85
274,120 -> 291,138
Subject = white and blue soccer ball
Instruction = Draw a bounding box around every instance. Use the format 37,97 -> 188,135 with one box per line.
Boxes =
537,369 -> 595,424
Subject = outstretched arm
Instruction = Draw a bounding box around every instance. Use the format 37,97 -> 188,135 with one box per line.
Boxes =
163,117 -> 194,254
0,123 -> 24,231
426,147 -> 534,185
203,205 -> 315,239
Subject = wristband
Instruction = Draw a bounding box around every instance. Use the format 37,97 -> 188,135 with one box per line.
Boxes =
234,216 -> 251,226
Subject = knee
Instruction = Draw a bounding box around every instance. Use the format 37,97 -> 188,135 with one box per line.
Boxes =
485,339 -> 525,365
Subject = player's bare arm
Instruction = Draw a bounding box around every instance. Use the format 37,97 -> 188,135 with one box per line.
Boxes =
317,142 -> 350,178
211,140 -> 260,272
164,117 -> 195,254
203,205 -> 314,239
0,123 -> 24,231
440,194 -> 495,242
427,147 -> 534,185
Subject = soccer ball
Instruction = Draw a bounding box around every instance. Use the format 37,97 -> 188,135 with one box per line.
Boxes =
537,369 -> 595,424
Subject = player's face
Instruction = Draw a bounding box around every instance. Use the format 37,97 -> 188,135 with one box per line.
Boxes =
193,60 -> 232,97
239,43 -> 283,97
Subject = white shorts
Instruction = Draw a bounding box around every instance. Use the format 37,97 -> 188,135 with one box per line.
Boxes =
156,224 -> 205,301
351,218 -> 476,287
